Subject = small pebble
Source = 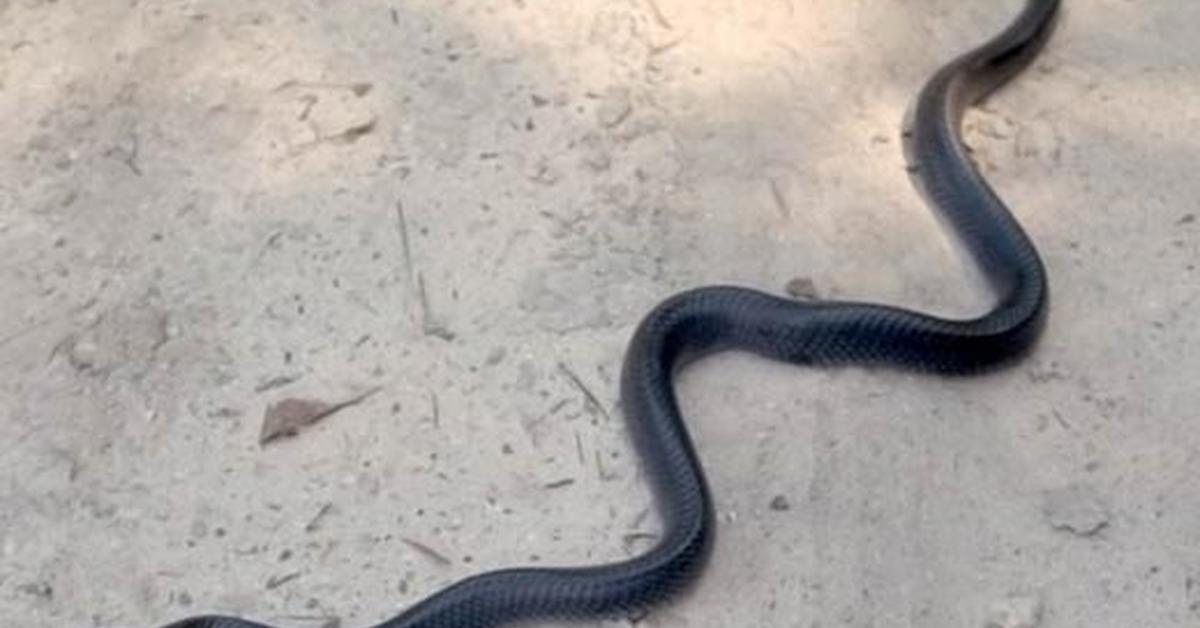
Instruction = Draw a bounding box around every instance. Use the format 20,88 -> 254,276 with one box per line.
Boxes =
769,495 -> 791,511
1042,483 -> 1110,537
985,592 -> 1043,628
67,339 -> 100,371
785,277 -> 820,300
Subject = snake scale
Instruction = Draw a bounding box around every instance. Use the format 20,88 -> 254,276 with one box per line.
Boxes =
164,1 -> 1060,626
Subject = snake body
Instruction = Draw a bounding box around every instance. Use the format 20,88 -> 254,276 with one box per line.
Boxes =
165,1 -> 1059,627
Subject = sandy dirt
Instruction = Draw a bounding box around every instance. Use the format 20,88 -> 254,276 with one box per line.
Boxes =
2,1 -> 1199,626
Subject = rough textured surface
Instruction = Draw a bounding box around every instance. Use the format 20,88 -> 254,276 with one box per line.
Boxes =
1,1 -> 1198,627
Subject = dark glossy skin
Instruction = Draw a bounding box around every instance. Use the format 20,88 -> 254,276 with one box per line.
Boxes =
164,1 -> 1060,627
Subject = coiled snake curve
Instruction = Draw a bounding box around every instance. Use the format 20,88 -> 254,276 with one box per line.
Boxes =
165,1 -> 1060,626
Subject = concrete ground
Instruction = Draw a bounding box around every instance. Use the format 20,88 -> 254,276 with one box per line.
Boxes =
2,0 -> 1198,626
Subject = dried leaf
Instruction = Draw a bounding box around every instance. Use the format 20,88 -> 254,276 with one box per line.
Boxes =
259,388 -> 380,446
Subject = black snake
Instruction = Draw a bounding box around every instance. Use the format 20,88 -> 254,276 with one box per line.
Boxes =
165,1 -> 1060,626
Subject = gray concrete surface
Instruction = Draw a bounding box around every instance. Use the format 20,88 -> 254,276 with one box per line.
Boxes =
2,1 -> 1198,626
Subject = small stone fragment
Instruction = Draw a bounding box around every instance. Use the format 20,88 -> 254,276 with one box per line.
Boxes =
67,339 -> 101,371
1042,483 -> 1110,537
785,277 -> 820,300
769,495 -> 791,511
985,592 -> 1043,628
328,117 -> 377,144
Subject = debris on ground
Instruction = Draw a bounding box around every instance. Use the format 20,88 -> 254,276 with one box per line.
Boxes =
985,592 -> 1044,628
785,277 -> 820,300
265,571 -> 302,590
1042,483 -> 1111,537
402,538 -> 452,566
259,388 -> 381,446
305,503 -> 335,533
255,374 -> 300,393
